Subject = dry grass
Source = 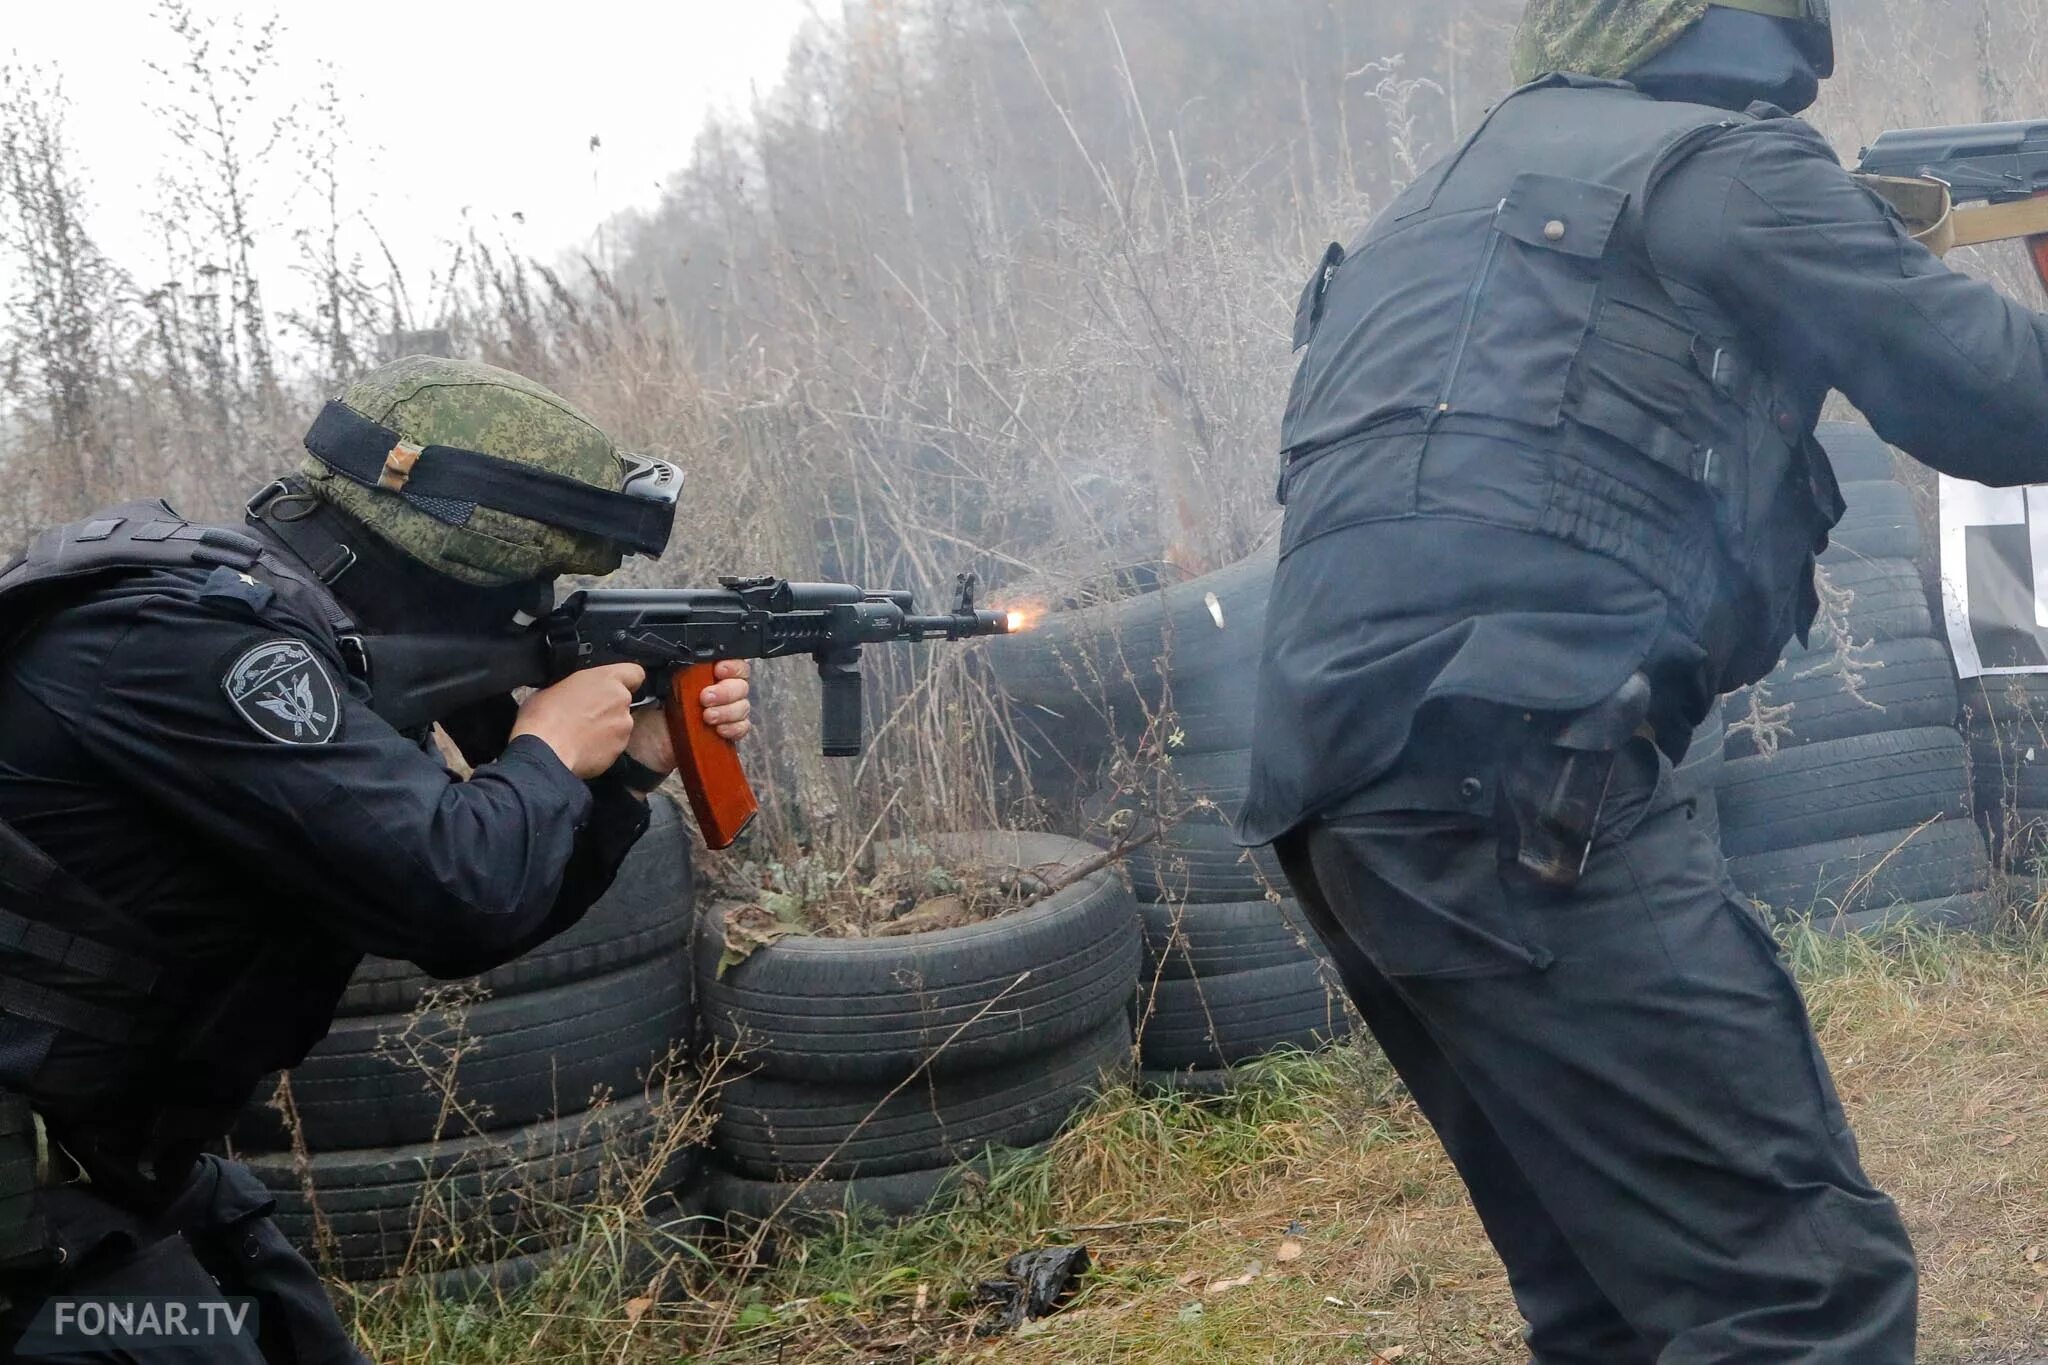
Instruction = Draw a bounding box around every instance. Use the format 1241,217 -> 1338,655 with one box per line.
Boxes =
344,922 -> 2048,1364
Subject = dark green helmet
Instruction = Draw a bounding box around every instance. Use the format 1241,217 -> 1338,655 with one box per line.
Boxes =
301,356 -> 678,587
1512,0 -> 1832,84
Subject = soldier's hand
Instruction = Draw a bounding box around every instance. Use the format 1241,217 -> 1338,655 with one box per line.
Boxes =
701,659 -> 753,742
511,663 -> 645,778
618,659 -> 752,780
618,663 -> 757,777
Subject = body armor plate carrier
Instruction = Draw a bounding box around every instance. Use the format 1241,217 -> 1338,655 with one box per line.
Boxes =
1283,75 -> 1845,690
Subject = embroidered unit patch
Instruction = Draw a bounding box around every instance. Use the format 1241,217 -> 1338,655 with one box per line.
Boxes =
222,639 -> 341,745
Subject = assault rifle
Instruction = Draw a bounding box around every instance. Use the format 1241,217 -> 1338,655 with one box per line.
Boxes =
1856,120 -> 2048,288
351,574 -> 1016,848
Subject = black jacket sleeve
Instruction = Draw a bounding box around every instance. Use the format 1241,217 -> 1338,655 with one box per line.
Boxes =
39,572 -> 648,972
411,694 -> 654,979
1647,116 -> 2048,487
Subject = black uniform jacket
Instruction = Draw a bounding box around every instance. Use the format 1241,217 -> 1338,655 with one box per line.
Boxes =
0,557 -> 650,1101
1239,103 -> 2048,846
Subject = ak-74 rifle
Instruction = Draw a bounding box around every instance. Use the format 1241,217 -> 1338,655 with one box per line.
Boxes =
1855,119 -> 2048,289
351,574 -> 1017,849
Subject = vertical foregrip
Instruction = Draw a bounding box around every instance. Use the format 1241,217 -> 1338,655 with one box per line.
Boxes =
818,648 -> 864,757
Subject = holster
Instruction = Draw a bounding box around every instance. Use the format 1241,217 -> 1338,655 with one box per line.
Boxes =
1498,674 -> 1653,890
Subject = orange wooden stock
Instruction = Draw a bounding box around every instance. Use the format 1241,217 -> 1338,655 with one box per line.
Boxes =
665,662 -> 757,849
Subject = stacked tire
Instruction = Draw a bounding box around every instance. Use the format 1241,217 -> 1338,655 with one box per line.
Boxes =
1717,424 -> 1995,933
234,794 -> 705,1286
984,548 -> 1278,801
1090,744 -> 1355,1094
1961,675 -> 2048,864
995,549 -> 1355,1091
693,832 -> 1138,1227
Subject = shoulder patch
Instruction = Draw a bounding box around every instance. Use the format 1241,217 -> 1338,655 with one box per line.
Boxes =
221,639 -> 342,746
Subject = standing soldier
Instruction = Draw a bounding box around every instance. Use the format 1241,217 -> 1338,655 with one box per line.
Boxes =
0,357 -> 752,1361
1240,2 -> 2048,1360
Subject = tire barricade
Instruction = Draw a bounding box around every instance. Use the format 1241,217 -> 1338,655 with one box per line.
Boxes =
985,550 -> 1354,1095
1718,423 -> 1997,932
693,832 -> 1137,1228
233,794 -> 705,1286
1962,674 -> 2048,864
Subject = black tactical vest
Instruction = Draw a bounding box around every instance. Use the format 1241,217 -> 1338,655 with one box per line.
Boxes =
1283,75 -> 1844,692
0,502 -> 356,1180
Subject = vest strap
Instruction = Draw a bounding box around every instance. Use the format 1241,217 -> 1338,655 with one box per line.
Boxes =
0,977 -> 136,1045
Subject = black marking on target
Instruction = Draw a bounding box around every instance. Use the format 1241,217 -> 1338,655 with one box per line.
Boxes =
222,639 -> 341,745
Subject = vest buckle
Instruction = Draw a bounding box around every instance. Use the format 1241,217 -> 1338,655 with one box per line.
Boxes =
244,479 -> 292,520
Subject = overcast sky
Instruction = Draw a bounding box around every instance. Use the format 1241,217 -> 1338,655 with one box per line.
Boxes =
6,1 -> 811,313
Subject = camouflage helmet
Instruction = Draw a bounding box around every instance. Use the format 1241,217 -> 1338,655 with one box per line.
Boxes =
301,356 -> 675,587
1512,0 -> 1711,82
1512,0 -> 1832,84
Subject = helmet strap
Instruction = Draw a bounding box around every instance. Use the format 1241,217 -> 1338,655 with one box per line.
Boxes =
302,400 -> 675,558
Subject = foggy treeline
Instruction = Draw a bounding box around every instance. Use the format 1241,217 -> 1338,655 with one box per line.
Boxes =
2,0 -> 2045,844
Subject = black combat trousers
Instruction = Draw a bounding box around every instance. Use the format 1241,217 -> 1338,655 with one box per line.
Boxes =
1273,740 -> 1918,1364
0,1154 -> 366,1364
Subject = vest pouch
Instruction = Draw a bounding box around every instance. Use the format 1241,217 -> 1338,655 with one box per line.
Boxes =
1571,295 -> 1732,492
1440,174 -> 1628,429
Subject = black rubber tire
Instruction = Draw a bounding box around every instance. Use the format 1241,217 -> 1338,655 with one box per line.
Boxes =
1139,899 -> 1321,980
380,1246 -> 561,1300
1814,422 -> 1899,484
1160,667 -> 1261,756
983,550 -> 1276,715
1138,1066 -> 1240,1097
1960,674 -> 2048,733
1978,808 -> 2048,868
714,1013 -> 1132,1181
1088,749 -> 1287,903
1717,727 -> 1970,858
703,1144 -> 1045,1232
338,796 -> 693,1017
235,953 -> 691,1151
695,832 -> 1139,1084
1726,819 -> 1990,918
1790,558 -> 1934,653
1967,724 -> 2048,803
1723,639 -> 1960,759
1122,812 -> 1288,904
1780,892 -> 1996,937
1137,957 -> 1353,1070
371,1189 -> 710,1300
1965,723 -> 2048,864
243,1094 -> 697,1282
1821,480 -> 1921,565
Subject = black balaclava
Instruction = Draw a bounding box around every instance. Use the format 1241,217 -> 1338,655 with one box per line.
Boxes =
1626,7 -> 1825,114
249,483 -> 547,754
248,483 -> 553,638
